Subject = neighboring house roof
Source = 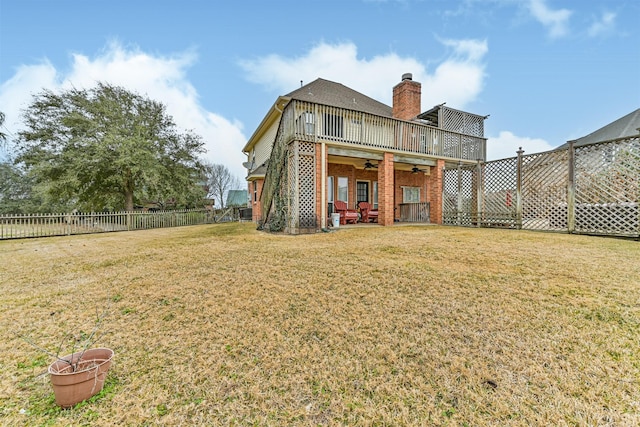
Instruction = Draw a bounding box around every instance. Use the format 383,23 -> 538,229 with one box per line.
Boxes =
225,190 -> 248,207
560,108 -> 640,149
286,78 -> 393,117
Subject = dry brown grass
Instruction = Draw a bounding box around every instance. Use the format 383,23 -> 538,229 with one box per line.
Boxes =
0,223 -> 639,426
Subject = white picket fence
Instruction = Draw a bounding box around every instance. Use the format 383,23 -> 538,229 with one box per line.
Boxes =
0,209 -> 215,240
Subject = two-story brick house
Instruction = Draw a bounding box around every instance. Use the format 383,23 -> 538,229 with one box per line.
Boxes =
242,73 -> 488,234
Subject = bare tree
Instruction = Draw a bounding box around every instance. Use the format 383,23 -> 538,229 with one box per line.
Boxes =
203,162 -> 242,209
0,112 -> 6,143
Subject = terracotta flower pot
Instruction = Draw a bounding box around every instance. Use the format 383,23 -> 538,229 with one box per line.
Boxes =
48,347 -> 114,408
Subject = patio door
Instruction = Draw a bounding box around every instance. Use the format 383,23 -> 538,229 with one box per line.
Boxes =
356,181 -> 369,206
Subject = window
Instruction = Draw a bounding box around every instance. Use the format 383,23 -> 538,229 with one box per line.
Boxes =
373,181 -> 378,209
402,186 -> 420,203
337,177 -> 348,204
253,181 -> 258,202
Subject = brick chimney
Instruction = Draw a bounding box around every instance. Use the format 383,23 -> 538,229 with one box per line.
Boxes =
392,73 -> 421,120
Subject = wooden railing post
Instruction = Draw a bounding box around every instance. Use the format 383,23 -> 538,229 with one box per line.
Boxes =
456,162 -> 463,226
516,147 -> 524,230
476,159 -> 483,227
567,141 -> 575,233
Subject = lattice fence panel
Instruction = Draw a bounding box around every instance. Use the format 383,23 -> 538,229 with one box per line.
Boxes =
482,157 -> 517,228
441,107 -> 484,137
297,142 -> 317,229
574,137 -> 640,236
287,144 -> 299,232
443,166 -> 477,226
521,150 -> 569,231
442,169 -> 458,224
442,137 -> 638,237
442,108 -> 465,134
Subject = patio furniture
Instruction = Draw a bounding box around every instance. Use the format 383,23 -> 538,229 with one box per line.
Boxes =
334,200 -> 359,225
358,202 -> 379,223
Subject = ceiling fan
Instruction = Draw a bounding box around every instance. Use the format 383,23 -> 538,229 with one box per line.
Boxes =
411,165 -> 428,174
363,160 -> 378,169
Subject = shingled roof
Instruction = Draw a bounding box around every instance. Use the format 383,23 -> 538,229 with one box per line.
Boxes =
561,108 -> 640,148
285,78 -> 392,117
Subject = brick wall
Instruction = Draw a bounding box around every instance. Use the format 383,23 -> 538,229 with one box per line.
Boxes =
250,179 -> 264,222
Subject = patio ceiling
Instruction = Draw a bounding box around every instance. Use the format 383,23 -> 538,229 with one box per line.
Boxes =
327,150 -> 435,173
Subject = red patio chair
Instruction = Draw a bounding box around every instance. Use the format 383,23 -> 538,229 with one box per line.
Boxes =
358,202 -> 378,223
334,200 -> 358,225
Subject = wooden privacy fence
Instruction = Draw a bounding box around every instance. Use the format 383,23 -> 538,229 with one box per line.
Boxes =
443,135 -> 640,238
0,209 -> 215,240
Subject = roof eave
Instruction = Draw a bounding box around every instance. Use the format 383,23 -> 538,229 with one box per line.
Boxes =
242,95 -> 291,153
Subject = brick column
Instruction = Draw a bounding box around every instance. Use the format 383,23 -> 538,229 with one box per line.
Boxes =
429,159 -> 445,224
379,152 -> 395,226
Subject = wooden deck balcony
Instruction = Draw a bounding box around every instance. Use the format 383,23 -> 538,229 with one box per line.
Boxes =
280,100 -> 486,162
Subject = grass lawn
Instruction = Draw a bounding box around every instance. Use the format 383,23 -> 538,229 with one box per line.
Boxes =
0,223 -> 639,426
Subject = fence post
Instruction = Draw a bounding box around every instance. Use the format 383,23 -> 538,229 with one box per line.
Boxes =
456,161 -> 463,226
516,147 -> 524,229
567,141 -> 575,233
127,212 -> 131,231
476,159 -> 483,227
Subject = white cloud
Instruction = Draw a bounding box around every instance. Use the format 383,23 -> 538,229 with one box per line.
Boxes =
425,38 -> 487,108
527,0 -> 572,39
0,62 -> 59,146
487,130 -> 555,161
588,11 -> 616,38
238,38 -> 487,111
439,38 -> 488,62
0,42 -> 247,179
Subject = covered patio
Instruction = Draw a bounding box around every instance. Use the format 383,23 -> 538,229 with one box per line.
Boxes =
317,148 -> 443,229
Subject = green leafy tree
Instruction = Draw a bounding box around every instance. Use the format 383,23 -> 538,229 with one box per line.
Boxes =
0,161 -> 39,213
16,83 -> 206,211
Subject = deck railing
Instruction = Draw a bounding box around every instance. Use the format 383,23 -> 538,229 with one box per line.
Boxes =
399,202 -> 431,223
282,100 -> 486,162
0,209 -> 215,240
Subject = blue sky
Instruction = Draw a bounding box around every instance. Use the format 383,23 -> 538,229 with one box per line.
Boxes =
1,0 -> 639,179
